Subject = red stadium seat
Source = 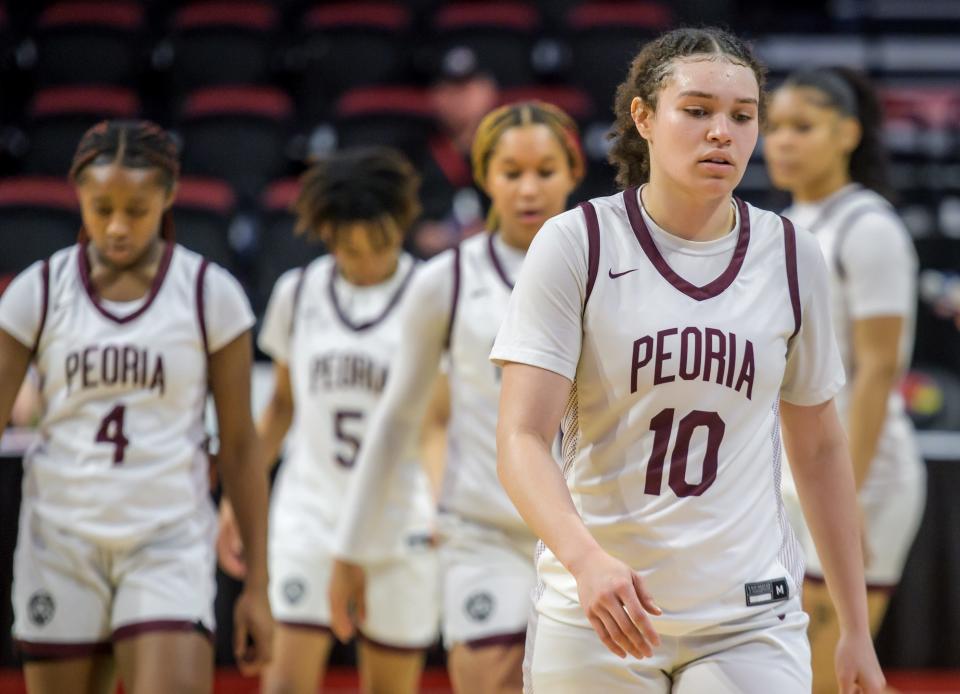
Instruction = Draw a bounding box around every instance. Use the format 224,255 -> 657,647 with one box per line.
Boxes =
34,1 -> 145,86
172,176 -> 238,271
497,85 -> 595,123
24,85 -> 141,175
0,176 -> 79,273
334,85 -> 435,162
178,86 -> 294,204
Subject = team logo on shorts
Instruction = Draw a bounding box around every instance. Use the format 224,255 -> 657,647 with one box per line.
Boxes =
283,578 -> 307,605
464,591 -> 494,622
28,590 -> 55,627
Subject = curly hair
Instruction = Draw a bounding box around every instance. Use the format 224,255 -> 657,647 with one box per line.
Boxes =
608,27 -> 767,189
293,146 -> 421,249
70,119 -> 180,241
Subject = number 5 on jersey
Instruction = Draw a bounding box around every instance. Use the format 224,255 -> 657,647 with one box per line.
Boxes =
95,404 -> 129,465
334,410 -> 364,468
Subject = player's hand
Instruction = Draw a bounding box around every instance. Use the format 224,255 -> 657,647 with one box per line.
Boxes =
329,559 -> 366,643
835,628 -> 885,694
216,498 -> 247,580
571,549 -> 661,659
232,585 -> 274,676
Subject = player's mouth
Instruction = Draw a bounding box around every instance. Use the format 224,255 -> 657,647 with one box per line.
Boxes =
518,209 -> 545,224
698,152 -> 735,173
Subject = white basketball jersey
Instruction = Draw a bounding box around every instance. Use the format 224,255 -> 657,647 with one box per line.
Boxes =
442,232 -> 527,534
493,189 -> 845,636
263,255 -> 434,555
783,184 -> 921,490
16,243 -> 248,546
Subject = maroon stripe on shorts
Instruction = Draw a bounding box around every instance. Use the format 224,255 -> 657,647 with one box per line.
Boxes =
15,639 -> 112,660
780,215 -> 802,342
444,245 -> 462,350
358,630 -> 434,653
32,258 -> 51,355
579,201 -> 600,305
278,620 -> 333,635
112,619 -> 213,643
195,258 -> 210,354
465,629 -> 526,650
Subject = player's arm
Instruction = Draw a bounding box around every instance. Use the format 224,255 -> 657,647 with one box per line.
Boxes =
847,315 -> 903,488
419,372 -> 450,501
208,329 -> 274,674
329,256 -> 451,641
0,328 -> 32,435
497,362 -> 661,661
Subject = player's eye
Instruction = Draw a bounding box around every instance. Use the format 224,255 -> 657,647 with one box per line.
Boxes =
538,169 -> 557,178
503,170 -> 521,180
685,107 -> 708,118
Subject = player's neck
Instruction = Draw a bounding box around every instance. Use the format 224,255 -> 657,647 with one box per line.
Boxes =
639,183 -> 734,243
793,169 -> 851,204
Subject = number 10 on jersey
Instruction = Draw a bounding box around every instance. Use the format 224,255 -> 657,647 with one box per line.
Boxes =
644,408 -> 725,497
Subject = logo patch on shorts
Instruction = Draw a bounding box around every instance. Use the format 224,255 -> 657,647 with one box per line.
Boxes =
28,590 -> 55,627
464,591 -> 495,622
283,578 -> 307,605
744,578 -> 789,606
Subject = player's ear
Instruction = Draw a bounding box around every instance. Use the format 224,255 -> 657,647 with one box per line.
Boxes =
838,116 -> 861,157
163,180 -> 178,211
631,97 -> 654,142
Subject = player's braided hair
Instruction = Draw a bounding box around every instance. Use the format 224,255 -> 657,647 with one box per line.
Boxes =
471,101 -> 585,232
70,120 -> 180,241
782,67 -> 894,202
608,27 -> 768,189
293,146 -> 421,249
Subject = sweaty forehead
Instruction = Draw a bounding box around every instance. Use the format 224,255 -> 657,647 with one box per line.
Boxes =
663,57 -> 759,98
79,163 -> 167,195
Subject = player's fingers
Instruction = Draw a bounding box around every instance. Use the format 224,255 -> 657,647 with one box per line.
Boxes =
632,573 -> 663,617
596,606 -> 635,659
603,595 -> 648,658
617,591 -> 656,656
329,587 -> 355,642
352,584 -> 367,625
629,574 -> 662,647
587,613 -> 626,659
233,613 -> 249,667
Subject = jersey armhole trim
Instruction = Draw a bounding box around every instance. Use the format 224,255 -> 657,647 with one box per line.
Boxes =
832,203 -> 896,281
290,266 -> 307,337
444,245 -> 461,350
579,201 -> 600,306
31,258 -> 51,356
781,215 -> 802,342
195,259 -> 210,354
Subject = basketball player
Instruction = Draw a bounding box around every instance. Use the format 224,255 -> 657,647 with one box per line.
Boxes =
328,102 -> 585,693
0,120 -> 272,694
216,147 -> 438,694
490,28 -> 885,694
764,67 -> 925,694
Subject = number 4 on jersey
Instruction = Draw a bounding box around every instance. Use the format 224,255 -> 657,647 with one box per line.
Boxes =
95,404 -> 129,465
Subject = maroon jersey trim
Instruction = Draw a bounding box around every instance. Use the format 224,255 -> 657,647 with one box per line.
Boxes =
623,187 -> 751,301
77,240 -> 175,324
780,215 -> 802,342
195,258 -> 210,354
444,245 -> 462,350
486,232 -> 515,291
32,258 -> 51,355
579,201 -> 601,305
327,259 -> 417,333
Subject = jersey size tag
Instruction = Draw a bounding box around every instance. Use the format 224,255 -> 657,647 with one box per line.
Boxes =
744,578 -> 789,606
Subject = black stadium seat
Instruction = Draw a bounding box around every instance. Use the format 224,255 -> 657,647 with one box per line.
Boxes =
334,86 -> 435,163
432,2 -> 540,87
565,1 -> 673,111
178,85 -> 293,204
291,2 -> 412,123
172,176 -> 237,271
256,177 -> 326,312
34,1 -> 145,86
23,85 -> 140,175
0,176 -> 79,273
166,1 -> 279,94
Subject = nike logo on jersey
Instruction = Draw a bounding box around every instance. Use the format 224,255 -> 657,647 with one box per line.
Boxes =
609,268 -> 638,279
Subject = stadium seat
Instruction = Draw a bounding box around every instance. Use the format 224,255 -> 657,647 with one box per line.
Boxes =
165,1 -> 279,95
256,177 -> 325,312
497,84 -> 595,124
432,2 -> 541,87
33,1 -> 145,86
290,3 -> 412,123
23,85 -> 140,175
0,176 -> 78,273
565,2 -> 673,111
178,85 -> 294,204
334,86 -> 435,163
172,176 -> 237,271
